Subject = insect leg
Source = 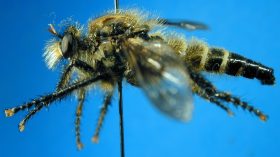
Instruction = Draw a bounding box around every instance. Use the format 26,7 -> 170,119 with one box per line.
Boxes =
4,74 -> 107,117
188,68 -> 217,95
18,104 -> 44,132
213,92 -> 268,121
189,68 -> 267,121
58,59 -> 96,90
92,90 -> 114,143
57,60 -> 97,147
56,63 -> 75,90
57,60 -> 97,146
4,64 -> 73,118
75,89 -> 86,150
7,63 -> 76,131
188,67 -> 232,114
74,59 -> 96,73
192,81 -> 234,116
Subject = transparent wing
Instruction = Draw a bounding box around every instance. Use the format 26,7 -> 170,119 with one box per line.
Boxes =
123,38 -> 194,121
159,18 -> 208,31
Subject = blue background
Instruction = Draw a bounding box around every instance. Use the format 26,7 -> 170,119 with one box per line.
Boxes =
0,0 -> 279,157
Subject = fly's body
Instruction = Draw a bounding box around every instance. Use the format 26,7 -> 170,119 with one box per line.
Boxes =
4,6 -> 275,157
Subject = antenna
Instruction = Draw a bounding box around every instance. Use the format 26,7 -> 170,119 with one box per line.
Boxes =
114,0 -> 119,13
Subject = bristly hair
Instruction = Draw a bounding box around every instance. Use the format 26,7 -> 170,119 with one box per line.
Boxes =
88,9 -> 161,30
44,39 -> 63,69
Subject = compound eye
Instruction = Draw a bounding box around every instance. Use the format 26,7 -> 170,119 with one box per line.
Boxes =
61,34 -> 76,58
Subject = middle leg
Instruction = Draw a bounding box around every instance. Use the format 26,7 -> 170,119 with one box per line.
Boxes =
92,89 -> 114,143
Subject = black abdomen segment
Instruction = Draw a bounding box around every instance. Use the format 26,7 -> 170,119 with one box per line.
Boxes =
225,53 -> 275,85
201,48 -> 275,85
204,48 -> 225,72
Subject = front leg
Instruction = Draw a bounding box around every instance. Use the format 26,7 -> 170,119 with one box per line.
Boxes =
4,74 -> 108,131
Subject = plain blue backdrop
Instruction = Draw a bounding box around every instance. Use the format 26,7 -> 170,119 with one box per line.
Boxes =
0,0 -> 279,157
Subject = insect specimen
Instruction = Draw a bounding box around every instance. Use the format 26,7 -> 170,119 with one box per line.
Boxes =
4,0 -> 275,157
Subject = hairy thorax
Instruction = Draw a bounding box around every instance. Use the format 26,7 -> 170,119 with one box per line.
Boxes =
79,11 -> 157,80
88,11 -> 153,38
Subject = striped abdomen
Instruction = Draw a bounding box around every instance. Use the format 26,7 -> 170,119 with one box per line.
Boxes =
185,43 -> 275,85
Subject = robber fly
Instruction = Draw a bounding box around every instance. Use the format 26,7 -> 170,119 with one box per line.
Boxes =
4,0 -> 275,157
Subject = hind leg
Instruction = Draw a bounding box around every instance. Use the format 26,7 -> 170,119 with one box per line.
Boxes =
189,68 -> 267,121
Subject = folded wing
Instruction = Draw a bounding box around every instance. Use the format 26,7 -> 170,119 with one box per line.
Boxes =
122,38 -> 194,121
